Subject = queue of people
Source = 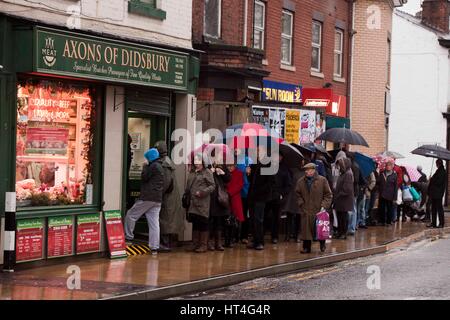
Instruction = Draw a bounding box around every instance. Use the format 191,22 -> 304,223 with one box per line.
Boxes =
123,142 -> 447,255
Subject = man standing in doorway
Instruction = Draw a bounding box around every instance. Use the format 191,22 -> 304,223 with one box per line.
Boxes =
427,159 -> 446,228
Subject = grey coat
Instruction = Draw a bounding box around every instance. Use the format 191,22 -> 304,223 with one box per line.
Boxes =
333,158 -> 355,212
186,167 -> 216,219
159,156 -> 184,235
139,159 -> 164,203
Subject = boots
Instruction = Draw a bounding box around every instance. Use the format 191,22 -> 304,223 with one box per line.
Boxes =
207,233 -> 215,251
301,240 -> 311,254
215,230 -> 224,251
195,231 -> 208,253
186,230 -> 199,252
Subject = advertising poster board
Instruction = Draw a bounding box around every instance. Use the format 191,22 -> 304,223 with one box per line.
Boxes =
299,110 -> 317,144
104,210 -> 127,258
76,213 -> 101,254
285,109 -> 301,144
16,218 -> 45,262
47,216 -> 74,258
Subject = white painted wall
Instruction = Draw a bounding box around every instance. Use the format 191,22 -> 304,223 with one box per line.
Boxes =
0,0 -> 192,49
389,11 -> 449,178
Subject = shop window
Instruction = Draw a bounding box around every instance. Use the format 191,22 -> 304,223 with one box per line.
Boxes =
334,29 -> 344,78
204,0 -> 222,39
253,0 -> 266,50
16,79 -> 97,207
311,20 -> 322,72
281,10 -> 293,65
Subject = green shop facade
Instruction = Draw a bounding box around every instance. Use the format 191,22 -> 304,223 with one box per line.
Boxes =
0,17 -> 199,266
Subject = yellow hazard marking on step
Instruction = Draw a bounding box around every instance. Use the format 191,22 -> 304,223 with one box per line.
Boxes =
126,244 -> 151,256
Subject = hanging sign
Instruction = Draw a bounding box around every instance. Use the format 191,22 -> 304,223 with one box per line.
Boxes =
47,216 -> 74,258
104,210 -> 127,258
76,213 -> 101,254
16,218 -> 44,262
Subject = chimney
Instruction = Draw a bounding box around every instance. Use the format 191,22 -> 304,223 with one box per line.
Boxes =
421,0 -> 450,33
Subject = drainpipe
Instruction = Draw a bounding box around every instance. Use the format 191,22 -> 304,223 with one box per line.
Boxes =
243,0 -> 248,46
348,0 -> 356,130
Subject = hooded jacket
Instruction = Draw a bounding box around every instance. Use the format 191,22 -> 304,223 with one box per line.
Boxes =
139,159 -> 164,203
333,158 -> 355,212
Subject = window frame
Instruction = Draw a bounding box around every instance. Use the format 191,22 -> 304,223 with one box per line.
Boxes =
253,0 -> 266,50
281,10 -> 294,66
311,20 -> 323,72
334,28 -> 344,78
203,0 -> 222,39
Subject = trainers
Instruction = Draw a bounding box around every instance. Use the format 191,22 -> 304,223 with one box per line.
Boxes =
150,249 -> 158,255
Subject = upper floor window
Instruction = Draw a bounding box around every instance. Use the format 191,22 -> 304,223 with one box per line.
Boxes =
204,0 -> 222,38
253,0 -> 266,50
311,20 -> 322,72
128,0 -> 166,20
281,10 -> 294,65
334,29 -> 344,78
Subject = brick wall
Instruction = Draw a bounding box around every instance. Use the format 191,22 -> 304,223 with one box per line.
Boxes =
262,0 -> 350,97
421,0 -> 450,33
351,0 -> 393,156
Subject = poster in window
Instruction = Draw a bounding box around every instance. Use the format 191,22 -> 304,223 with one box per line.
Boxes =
285,109 -> 301,144
299,110 -> 317,144
269,108 -> 286,139
16,218 -> 45,262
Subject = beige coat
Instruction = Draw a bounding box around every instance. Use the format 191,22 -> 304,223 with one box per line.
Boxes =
296,174 -> 333,241
186,168 -> 216,219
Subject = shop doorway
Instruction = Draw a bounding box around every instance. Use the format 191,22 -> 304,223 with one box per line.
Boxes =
125,111 -> 168,239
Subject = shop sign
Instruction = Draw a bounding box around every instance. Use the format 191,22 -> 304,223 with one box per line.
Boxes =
104,210 -> 127,258
33,27 -> 188,90
302,88 -> 347,118
76,213 -> 101,254
262,80 -> 302,103
304,99 -> 330,108
16,218 -> 44,262
47,216 -> 74,258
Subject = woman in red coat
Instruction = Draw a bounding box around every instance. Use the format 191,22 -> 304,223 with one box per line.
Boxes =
225,164 -> 244,247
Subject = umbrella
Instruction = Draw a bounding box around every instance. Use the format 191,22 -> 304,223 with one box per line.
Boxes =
291,143 -> 314,156
400,164 -> 421,182
354,152 -> 375,179
304,143 -> 332,158
279,142 -> 304,168
377,150 -> 405,159
411,144 -> 450,161
316,127 -> 369,147
223,123 -> 284,149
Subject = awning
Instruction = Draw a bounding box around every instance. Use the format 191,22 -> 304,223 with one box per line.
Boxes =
326,116 -> 350,129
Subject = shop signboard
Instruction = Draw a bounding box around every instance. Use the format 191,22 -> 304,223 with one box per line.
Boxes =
76,213 -> 101,254
16,218 -> 44,262
252,106 -> 285,139
47,216 -> 74,258
30,27 -> 188,91
285,109 -> 301,144
299,110 -> 317,144
104,210 -> 127,258
262,80 -> 302,103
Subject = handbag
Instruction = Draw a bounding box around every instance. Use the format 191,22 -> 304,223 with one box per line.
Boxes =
402,187 -> 413,202
182,174 -> 197,209
409,186 -> 420,202
217,180 -> 230,209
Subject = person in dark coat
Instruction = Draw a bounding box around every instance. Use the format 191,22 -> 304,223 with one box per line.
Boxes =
427,159 -> 446,228
185,154 -> 216,253
247,149 -> 276,250
154,141 -> 184,252
224,163 -> 244,247
333,158 -> 354,239
413,165 -> 430,222
265,154 -> 293,244
124,148 -> 164,254
281,159 -> 305,242
296,163 -> 333,253
208,161 -> 231,251
377,159 -> 398,225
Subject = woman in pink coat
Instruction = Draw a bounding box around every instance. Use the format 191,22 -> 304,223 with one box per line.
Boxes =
225,164 -> 244,247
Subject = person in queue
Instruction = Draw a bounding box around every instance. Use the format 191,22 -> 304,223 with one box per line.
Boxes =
427,159 -> 446,228
333,158 -> 354,240
377,159 -> 398,226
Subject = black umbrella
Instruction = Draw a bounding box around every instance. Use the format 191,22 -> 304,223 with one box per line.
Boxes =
279,142 -> 304,168
411,144 -> 450,161
304,143 -> 332,158
316,127 -> 369,147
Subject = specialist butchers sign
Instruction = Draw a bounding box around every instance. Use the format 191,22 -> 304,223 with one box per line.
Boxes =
47,216 -> 74,258
76,213 -> 101,254
16,218 -> 44,262
104,210 -> 127,258
31,27 -> 188,90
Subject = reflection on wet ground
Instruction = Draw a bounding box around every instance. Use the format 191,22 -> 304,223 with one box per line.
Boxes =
0,218 -> 447,300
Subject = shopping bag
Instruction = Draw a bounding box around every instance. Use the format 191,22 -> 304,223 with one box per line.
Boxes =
395,189 -> 403,205
332,209 -> 338,228
315,210 -> 331,240
409,186 -> 420,202
402,187 -> 413,202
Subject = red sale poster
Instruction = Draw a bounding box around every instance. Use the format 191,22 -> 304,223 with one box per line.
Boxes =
104,210 -> 127,258
76,213 -> 101,254
47,216 -> 74,258
16,218 -> 44,262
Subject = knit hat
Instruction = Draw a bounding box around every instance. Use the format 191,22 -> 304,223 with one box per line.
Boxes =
144,148 -> 159,162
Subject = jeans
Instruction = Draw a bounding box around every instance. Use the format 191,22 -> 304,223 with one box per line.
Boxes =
357,195 -> 367,227
347,198 -> 357,233
252,201 -> 266,246
124,200 -> 162,250
391,202 -> 398,222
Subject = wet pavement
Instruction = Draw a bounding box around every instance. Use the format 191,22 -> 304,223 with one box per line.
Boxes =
0,217 -> 448,300
181,235 -> 450,300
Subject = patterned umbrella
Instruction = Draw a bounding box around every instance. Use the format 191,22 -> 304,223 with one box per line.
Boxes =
400,165 -> 422,182
376,150 -> 405,159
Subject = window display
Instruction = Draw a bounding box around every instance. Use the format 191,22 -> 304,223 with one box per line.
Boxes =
16,79 -> 96,207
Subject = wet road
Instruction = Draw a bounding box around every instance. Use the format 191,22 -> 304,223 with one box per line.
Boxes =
175,236 -> 450,300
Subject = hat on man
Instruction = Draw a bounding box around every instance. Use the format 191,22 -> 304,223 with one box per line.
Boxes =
303,163 -> 317,170
144,148 -> 160,163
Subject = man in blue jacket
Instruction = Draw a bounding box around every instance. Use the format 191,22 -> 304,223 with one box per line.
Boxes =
124,148 -> 164,254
